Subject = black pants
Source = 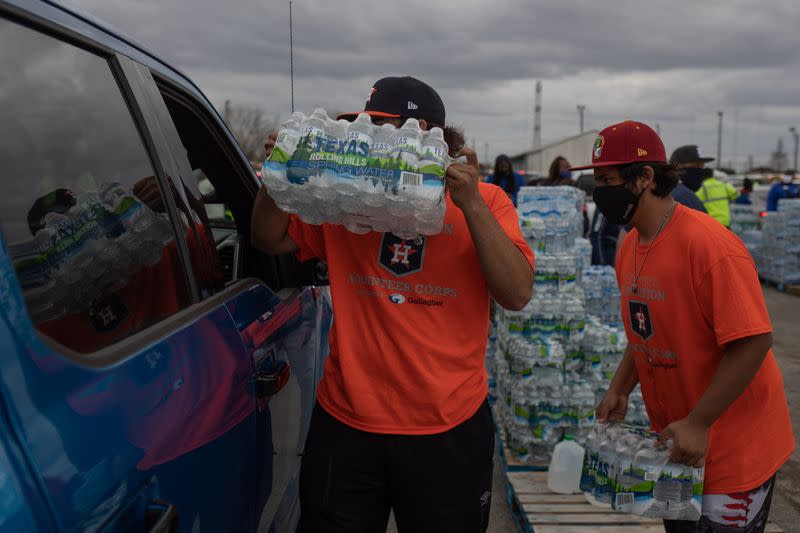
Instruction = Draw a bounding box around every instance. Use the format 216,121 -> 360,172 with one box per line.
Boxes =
297,401 -> 495,533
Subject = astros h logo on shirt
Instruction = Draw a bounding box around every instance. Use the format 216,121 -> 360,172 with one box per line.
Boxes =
378,233 -> 426,277
628,300 -> 654,341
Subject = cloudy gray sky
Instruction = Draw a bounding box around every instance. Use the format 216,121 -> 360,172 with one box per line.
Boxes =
67,0 -> 800,170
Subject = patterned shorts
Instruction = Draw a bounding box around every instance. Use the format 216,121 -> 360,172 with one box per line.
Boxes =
664,475 -> 776,533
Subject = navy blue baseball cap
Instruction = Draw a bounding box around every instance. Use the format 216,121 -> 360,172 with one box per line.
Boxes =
338,76 -> 446,126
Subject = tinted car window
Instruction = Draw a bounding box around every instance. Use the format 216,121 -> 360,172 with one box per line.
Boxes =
0,19 -> 191,353
158,91 -> 239,292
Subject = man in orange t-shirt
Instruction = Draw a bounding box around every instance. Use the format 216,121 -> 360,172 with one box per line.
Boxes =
252,76 -> 534,533
572,121 -> 794,533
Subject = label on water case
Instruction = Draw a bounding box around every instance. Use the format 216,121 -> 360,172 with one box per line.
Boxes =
616,493 -> 634,507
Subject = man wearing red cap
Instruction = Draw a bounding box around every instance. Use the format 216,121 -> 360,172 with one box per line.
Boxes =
575,121 -> 794,532
252,76 -> 535,532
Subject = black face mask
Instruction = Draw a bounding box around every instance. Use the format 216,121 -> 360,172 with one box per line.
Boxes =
681,167 -> 711,192
593,184 -> 644,225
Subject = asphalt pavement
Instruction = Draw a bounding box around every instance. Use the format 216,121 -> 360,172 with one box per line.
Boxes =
765,286 -> 800,533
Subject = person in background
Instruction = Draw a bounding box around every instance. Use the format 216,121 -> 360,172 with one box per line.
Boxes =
542,155 -> 573,186
574,121 -> 793,533
664,145 -> 709,213
766,169 -> 799,211
485,154 -> 525,206
735,177 -> 754,205
542,156 -> 590,235
671,145 -> 738,226
589,209 -> 622,266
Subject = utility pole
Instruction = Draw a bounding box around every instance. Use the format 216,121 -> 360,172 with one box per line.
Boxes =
716,111 -> 723,169
484,142 -> 489,165
289,1 -> 295,112
790,126 -> 799,172
576,105 -> 586,133
533,81 -> 542,149
655,123 -> 661,136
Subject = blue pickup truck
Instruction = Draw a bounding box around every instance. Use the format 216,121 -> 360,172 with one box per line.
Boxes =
0,1 -> 331,531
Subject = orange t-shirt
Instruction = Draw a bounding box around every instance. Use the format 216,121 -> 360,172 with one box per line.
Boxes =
287,183 -> 535,434
616,204 -> 794,493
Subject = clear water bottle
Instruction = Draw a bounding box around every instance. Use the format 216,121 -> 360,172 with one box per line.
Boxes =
631,439 -> 668,516
332,118 -> 350,142
613,432 -> 643,512
654,456 -> 695,519
371,123 -> 396,157
593,424 -> 620,506
300,108 -> 328,143
346,113 -> 374,151
418,127 -> 448,175
580,424 -> 601,497
274,112 -> 304,158
390,118 -> 422,169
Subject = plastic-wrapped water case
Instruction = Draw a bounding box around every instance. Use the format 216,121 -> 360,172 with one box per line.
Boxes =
262,108 -> 455,239
581,422 -> 703,521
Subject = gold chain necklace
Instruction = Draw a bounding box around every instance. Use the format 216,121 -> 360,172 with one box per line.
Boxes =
632,201 -> 677,295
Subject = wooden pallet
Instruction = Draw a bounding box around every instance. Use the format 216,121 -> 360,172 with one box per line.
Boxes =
503,471 -> 785,533
505,471 -> 661,533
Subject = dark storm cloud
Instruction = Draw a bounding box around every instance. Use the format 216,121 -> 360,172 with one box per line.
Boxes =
62,0 -> 800,167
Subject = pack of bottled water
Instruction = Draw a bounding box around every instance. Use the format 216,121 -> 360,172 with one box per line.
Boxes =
520,216 -> 546,254
730,204 -> 759,235
582,266 -> 621,324
739,229 -> 763,256
581,422 -> 703,520
262,109 -> 455,239
9,184 -> 173,323
517,186 -> 584,253
754,199 -> 800,285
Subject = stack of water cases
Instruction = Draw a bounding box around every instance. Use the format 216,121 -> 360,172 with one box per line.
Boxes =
9,183 -> 174,323
581,422 -> 703,520
490,186 -> 649,465
754,199 -> 800,286
729,204 -> 762,254
262,109 -> 451,239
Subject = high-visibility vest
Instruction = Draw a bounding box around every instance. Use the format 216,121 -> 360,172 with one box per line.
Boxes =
696,178 -> 739,227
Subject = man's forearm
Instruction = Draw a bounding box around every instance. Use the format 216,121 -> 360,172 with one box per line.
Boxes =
251,186 -> 296,254
688,333 -> 772,428
609,345 -> 639,397
461,199 -> 533,310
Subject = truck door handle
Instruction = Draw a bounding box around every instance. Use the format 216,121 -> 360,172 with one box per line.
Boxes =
254,361 -> 291,399
146,499 -> 178,533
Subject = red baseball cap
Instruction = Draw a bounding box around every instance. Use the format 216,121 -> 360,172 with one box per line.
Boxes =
570,120 -> 666,171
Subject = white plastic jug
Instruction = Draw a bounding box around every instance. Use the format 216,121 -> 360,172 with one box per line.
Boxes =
547,436 -> 585,494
